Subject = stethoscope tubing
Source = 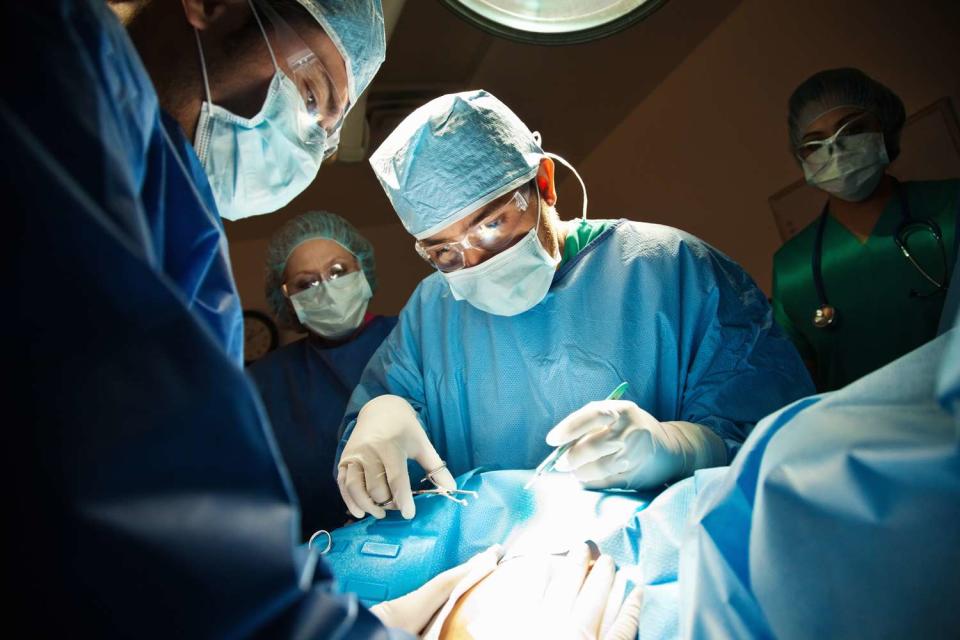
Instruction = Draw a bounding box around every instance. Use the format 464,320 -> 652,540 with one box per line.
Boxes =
811,179 -> 949,328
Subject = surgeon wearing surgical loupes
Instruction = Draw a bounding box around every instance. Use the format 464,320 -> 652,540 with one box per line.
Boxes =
336,90 -> 814,520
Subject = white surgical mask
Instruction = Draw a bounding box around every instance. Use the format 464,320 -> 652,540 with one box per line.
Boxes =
290,271 -> 373,339
802,132 -> 889,202
443,199 -> 560,317
192,2 -> 329,221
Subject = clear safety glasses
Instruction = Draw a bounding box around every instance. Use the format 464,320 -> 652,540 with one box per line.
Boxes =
281,259 -> 358,297
415,184 -> 534,273
254,0 -> 349,141
795,111 -> 882,164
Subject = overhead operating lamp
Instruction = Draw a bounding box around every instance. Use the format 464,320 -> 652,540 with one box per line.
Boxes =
440,0 -> 667,45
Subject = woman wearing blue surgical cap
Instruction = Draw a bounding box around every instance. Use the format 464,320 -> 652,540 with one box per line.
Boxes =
772,68 -> 958,391
249,211 -> 397,539
334,90 -> 814,521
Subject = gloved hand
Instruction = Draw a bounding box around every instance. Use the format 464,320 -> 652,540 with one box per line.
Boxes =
338,394 -> 456,519
598,572 -> 644,640
545,400 -> 727,490
544,547 -> 643,640
371,544 -> 504,637
424,542 -> 642,640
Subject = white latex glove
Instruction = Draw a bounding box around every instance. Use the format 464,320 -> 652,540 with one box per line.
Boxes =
441,542 -> 642,639
553,548 -> 642,640
338,394 -> 455,519
598,573 -> 644,640
371,544 -> 505,637
545,400 -> 727,490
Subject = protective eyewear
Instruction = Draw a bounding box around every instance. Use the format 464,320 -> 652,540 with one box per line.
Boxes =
415,185 -> 533,273
254,0 -> 349,140
795,111 -> 882,164
281,260 -> 358,297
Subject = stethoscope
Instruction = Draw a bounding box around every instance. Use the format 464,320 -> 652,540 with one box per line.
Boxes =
811,179 -> 950,329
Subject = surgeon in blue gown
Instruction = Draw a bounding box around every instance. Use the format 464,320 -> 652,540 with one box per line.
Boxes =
0,0 -> 468,636
250,211 -> 397,539
335,90 -> 815,521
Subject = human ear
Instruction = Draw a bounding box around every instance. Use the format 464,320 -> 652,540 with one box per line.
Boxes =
537,157 -> 557,207
180,0 -> 234,30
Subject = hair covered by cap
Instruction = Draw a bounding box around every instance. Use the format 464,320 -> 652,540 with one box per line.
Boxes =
264,211 -> 377,328
788,67 -> 906,160
368,90 -> 545,239
292,0 -> 386,104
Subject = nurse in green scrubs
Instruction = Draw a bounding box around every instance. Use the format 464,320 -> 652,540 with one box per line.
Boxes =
772,68 -> 958,391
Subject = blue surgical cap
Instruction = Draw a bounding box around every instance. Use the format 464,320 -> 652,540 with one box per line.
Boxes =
788,68 -> 906,159
294,0 -> 386,105
369,90 -> 544,239
265,211 -> 377,328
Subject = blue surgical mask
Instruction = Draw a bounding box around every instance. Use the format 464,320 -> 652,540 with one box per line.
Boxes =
442,197 -> 560,316
802,132 -> 889,202
290,271 -> 372,339
192,3 -> 329,221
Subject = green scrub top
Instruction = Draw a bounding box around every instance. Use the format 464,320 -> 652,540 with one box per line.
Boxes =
772,179 -> 959,391
560,218 -> 615,267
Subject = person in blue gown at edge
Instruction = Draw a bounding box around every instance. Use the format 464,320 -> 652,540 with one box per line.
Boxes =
335,90 -> 815,521
1,0 -> 599,637
3,1 -> 641,636
249,211 -> 398,540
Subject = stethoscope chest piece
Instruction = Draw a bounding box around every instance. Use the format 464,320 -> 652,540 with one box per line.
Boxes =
813,304 -> 837,329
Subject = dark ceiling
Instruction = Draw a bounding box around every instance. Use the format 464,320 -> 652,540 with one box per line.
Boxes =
367,0 -> 742,161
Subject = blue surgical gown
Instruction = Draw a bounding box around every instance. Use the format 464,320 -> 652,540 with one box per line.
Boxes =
248,316 -> 397,540
340,220 -> 814,474
3,1 -> 402,637
680,319 -> 960,638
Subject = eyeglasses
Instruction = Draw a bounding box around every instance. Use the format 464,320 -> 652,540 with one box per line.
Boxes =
254,0 -> 349,139
415,185 -> 534,273
281,261 -> 356,297
795,111 -> 882,163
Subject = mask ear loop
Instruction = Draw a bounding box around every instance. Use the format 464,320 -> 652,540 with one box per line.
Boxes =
531,178 -> 543,237
246,0 -> 280,73
533,132 -> 588,221
191,0 -> 279,107
546,152 -> 588,221
192,30 -> 214,108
